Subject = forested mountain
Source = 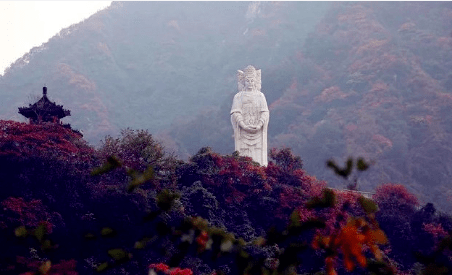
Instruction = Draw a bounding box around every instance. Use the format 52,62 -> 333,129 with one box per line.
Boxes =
1,2 -> 452,212
0,1 -> 328,143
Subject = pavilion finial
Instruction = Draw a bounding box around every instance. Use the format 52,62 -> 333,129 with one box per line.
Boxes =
43,86 -> 47,95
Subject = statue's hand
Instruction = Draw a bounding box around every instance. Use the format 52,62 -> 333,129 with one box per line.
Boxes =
248,122 -> 263,132
240,122 -> 254,132
239,121 -> 262,133
246,125 -> 260,133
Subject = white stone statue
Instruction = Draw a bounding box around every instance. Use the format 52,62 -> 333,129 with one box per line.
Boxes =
231,65 -> 269,166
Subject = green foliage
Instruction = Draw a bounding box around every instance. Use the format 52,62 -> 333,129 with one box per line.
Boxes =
156,189 -> 180,211
357,157 -> 370,171
97,128 -> 168,171
127,166 -> 154,192
107,248 -> 130,262
96,262 -> 109,272
14,226 -> 28,238
359,196 -> 380,214
134,236 -> 157,250
327,157 -> 365,179
100,227 -> 116,237
95,128 -> 178,194
306,188 -> 336,209
34,223 -> 47,242
91,156 -> 122,176
326,157 -> 372,191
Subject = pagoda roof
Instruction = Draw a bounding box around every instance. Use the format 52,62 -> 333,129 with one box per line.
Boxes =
18,87 -> 71,119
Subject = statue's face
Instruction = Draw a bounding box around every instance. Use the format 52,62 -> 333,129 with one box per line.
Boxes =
245,77 -> 255,91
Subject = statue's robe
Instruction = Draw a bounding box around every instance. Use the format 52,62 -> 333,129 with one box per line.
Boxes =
231,90 -> 269,166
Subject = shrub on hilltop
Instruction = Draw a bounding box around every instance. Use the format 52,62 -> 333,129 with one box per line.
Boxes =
0,120 -> 95,204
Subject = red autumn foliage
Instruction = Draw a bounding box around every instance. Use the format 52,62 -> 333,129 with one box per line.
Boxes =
315,86 -> 350,103
0,120 -> 93,161
422,222 -> 447,240
372,134 -> 393,149
195,230 -> 210,252
190,148 -> 269,204
373,183 -> 419,210
310,188 -> 391,274
149,263 -> 193,275
345,123 -> 358,132
278,185 -> 303,209
1,197 -> 52,231
169,267 -> 193,275
186,147 -> 326,223
149,263 -> 170,272
16,257 -> 77,275
311,190 -> 365,236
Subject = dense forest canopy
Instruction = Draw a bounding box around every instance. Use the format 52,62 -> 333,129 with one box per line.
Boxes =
1,122 -> 452,274
0,2 -> 451,212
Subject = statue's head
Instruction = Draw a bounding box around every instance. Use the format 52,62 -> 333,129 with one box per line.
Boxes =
237,65 -> 261,92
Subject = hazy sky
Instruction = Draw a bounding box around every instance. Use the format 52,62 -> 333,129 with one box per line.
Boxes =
0,1 -> 112,76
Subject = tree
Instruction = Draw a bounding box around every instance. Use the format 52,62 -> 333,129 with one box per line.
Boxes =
96,128 -> 179,189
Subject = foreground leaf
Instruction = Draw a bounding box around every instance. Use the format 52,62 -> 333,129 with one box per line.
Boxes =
14,226 -> 27,238
38,260 -> 51,274
91,156 -> 122,175
107,248 -> 130,261
358,196 -> 379,214
96,262 -> 109,272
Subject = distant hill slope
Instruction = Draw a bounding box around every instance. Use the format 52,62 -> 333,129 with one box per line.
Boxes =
280,2 -> 452,212
0,1 -> 329,144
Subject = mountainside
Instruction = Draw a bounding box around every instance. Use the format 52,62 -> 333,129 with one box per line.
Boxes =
271,2 -> 452,212
164,2 -> 452,212
1,2 -> 452,212
0,1 -> 329,143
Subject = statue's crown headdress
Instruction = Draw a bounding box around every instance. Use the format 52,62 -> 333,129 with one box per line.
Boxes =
237,65 -> 261,92
244,65 -> 257,78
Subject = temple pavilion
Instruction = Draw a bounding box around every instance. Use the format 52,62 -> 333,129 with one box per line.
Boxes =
18,86 -> 71,124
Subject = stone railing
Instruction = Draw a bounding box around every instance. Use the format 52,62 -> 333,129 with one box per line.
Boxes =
327,188 -> 375,199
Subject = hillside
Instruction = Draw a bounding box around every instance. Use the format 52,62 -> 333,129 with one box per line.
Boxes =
1,2 -> 452,212
0,1 -> 329,143
1,122 -> 451,274
272,2 -> 452,212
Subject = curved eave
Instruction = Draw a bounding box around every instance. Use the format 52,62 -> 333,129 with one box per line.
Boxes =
18,107 -> 71,119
